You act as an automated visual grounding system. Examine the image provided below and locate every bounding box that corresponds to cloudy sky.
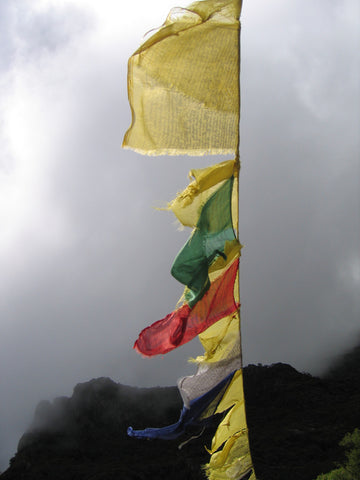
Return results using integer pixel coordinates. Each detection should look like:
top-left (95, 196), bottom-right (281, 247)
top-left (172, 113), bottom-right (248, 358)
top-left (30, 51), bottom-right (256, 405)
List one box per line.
top-left (0, 0), bottom-right (359, 471)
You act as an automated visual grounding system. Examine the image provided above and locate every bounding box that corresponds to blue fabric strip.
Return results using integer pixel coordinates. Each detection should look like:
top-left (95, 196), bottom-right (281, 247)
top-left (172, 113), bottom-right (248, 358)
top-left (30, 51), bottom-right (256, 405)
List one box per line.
top-left (127, 370), bottom-right (236, 440)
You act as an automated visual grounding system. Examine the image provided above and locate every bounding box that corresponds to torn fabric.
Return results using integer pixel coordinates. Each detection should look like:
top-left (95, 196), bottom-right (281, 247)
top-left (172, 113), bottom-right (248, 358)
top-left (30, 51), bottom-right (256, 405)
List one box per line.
top-left (122, 0), bottom-right (241, 155)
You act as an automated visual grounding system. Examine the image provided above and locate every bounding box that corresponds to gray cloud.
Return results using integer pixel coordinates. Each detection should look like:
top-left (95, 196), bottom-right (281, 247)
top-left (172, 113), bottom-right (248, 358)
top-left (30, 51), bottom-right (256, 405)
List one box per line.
top-left (0, 0), bottom-right (359, 472)
top-left (239, 0), bottom-right (360, 370)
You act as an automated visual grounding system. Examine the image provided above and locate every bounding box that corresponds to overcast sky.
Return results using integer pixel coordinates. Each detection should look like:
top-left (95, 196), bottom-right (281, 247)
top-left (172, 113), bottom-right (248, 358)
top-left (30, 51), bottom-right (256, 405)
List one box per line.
top-left (0, 0), bottom-right (359, 471)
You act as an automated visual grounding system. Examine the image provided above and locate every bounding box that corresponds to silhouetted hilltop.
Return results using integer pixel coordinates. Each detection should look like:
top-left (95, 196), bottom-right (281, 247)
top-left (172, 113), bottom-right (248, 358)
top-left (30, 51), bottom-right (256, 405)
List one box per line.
top-left (243, 361), bottom-right (360, 479)
top-left (1, 353), bottom-right (359, 480)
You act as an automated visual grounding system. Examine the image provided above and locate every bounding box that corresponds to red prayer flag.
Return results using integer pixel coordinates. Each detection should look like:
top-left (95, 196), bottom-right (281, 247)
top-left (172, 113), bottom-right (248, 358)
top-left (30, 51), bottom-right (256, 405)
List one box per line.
top-left (134, 259), bottom-right (239, 356)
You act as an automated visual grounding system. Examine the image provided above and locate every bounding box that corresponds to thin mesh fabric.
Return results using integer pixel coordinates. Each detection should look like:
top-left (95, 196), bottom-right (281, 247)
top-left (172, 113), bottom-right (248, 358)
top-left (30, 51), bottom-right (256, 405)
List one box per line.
top-left (203, 370), bottom-right (255, 480)
top-left (194, 312), bottom-right (241, 364)
top-left (168, 159), bottom-right (236, 227)
top-left (127, 371), bottom-right (236, 440)
top-left (123, 0), bottom-right (241, 155)
top-left (205, 432), bottom-right (255, 480)
top-left (178, 351), bottom-right (241, 408)
top-left (134, 259), bottom-right (239, 356)
top-left (171, 177), bottom-right (236, 306)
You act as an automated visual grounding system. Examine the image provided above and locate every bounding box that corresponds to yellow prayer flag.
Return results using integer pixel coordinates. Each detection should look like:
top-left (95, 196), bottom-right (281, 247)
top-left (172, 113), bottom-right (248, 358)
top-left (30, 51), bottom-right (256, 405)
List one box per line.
top-left (210, 402), bottom-right (247, 452)
top-left (214, 368), bottom-right (243, 414)
top-left (194, 312), bottom-right (240, 364)
top-left (205, 432), bottom-right (255, 480)
top-left (169, 159), bottom-right (237, 227)
top-left (123, 0), bottom-right (242, 155)
top-left (204, 370), bottom-right (254, 480)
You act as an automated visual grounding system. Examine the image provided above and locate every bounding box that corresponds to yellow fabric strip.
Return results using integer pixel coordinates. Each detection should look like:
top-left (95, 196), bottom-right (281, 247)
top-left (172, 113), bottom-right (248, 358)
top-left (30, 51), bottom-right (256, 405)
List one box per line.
top-left (169, 159), bottom-right (237, 227)
top-left (208, 239), bottom-right (241, 283)
top-left (123, 0), bottom-right (241, 155)
top-left (231, 172), bottom-right (239, 234)
top-left (214, 368), bottom-right (243, 414)
top-left (210, 402), bottom-right (246, 452)
top-left (204, 369), bottom-right (255, 479)
top-left (205, 432), bottom-right (255, 480)
top-left (193, 311), bottom-right (240, 364)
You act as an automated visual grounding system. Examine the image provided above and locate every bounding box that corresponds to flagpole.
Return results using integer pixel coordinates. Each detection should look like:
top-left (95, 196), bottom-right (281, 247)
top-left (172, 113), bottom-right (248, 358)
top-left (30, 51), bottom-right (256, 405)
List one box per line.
top-left (237, 6), bottom-right (256, 478)
top-left (236, 4), bottom-right (242, 368)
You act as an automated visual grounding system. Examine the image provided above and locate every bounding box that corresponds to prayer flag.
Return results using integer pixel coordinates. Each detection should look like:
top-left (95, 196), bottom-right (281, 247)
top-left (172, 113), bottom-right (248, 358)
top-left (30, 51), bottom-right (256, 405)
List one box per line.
top-left (168, 159), bottom-right (237, 228)
top-left (134, 259), bottom-right (239, 356)
top-left (127, 371), bottom-right (236, 440)
top-left (123, 0), bottom-right (241, 155)
top-left (122, 0), bottom-right (256, 478)
top-left (171, 176), bottom-right (236, 306)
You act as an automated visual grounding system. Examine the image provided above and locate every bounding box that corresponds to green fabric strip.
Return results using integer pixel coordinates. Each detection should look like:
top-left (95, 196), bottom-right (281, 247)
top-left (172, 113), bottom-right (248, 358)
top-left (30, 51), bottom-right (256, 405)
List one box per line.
top-left (171, 177), bottom-right (236, 307)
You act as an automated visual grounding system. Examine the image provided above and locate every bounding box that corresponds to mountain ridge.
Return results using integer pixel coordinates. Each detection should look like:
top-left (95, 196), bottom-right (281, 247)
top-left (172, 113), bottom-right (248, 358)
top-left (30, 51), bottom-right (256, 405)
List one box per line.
top-left (1, 347), bottom-right (359, 480)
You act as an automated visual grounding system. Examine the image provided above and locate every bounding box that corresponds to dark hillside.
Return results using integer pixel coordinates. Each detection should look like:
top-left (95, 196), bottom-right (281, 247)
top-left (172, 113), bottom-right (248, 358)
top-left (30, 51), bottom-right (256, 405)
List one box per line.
top-left (244, 361), bottom-right (360, 480)
top-left (1, 350), bottom-right (359, 480)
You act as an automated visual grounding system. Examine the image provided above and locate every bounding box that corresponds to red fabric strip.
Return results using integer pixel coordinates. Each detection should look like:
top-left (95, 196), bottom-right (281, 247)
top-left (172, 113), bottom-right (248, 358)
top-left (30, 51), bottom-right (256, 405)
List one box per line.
top-left (134, 259), bottom-right (239, 356)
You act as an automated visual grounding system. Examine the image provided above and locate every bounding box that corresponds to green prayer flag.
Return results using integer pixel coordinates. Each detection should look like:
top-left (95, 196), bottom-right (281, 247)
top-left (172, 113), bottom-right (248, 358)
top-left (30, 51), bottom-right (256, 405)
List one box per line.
top-left (171, 177), bottom-right (236, 307)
